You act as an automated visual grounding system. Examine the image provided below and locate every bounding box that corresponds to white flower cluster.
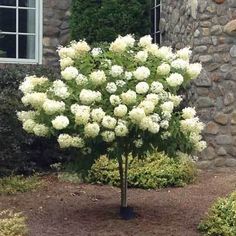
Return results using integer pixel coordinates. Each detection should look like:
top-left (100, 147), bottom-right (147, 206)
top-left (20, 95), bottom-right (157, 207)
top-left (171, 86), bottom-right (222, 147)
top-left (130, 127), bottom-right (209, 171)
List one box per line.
top-left (18, 34), bottom-right (204, 157)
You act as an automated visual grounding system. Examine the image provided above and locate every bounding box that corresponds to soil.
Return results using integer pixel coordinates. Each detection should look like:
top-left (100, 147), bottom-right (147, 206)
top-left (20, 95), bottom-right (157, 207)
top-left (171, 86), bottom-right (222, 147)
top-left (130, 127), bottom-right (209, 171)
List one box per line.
top-left (0, 169), bottom-right (236, 236)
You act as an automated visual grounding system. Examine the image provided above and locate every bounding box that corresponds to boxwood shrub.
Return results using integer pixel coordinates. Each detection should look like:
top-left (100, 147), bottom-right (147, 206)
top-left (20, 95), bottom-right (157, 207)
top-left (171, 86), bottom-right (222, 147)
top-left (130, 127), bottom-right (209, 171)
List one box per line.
top-left (70, 0), bottom-right (152, 43)
top-left (198, 191), bottom-right (236, 236)
top-left (88, 152), bottom-right (197, 189)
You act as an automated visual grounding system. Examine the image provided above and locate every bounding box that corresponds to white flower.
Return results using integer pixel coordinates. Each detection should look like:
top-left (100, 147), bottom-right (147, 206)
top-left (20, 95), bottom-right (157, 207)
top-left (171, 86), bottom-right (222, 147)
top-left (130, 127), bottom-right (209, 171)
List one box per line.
top-left (123, 34), bottom-right (135, 47)
top-left (182, 107), bottom-right (196, 119)
top-left (160, 120), bottom-right (169, 129)
top-left (110, 65), bottom-right (123, 77)
top-left (43, 99), bottom-right (65, 115)
top-left (71, 104), bottom-right (90, 115)
top-left (71, 40), bottom-right (91, 54)
top-left (195, 141), bottom-right (207, 152)
top-left (17, 111), bottom-right (37, 122)
top-left (106, 82), bottom-right (117, 94)
top-left (121, 90), bottom-right (137, 105)
top-left (169, 94), bottom-right (183, 107)
top-left (91, 47), bottom-right (102, 57)
top-left (129, 107), bottom-right (146, 124)
top-left (114, 105), bottom-right (128, 117)
top-left (161, 101), bottom-right (174, 114)
top-left (134, 138), bottom-right (143, 148)
top-left (115, 80), bottom-right (126, 87)
top-left (89, 70), bottom-right (106, 86)
top-left (150, 81), bottom-right (164, 93)
top-left (52, 80), bottom-right (70, 99)
top-left (52, 115), bottom-right (69, 130)
top-left (22, 92), bottom-right (47, 108)
top-left (58, 46), bottom-right (76, 59)
top-left (102, 116), bottom-right (117, 129)
top-left (139, 100), bottom-right (155, 114)
top-left (76, 74), bottom-right (88, 86)
top-left (133, 66), bottom-right (150, 80)
top-left (155, 46), bottom-right (174, 61)
top-left (166, 73), bottom-right (184, 87)
top-left (101, 131), bottom-right (115, 142)
top-left (139, 117), bottom-right (153, 131)
top-left (75, 110), bottom-right (90, 125)
top-left (110, 95), bottom-right (121, 106)
top-left (91, 108), bottom-right (105, 122)
top-left (146, 94), bottom-right (159, 105)
top-left (124, 71), bottom-right (133, 81)
top-left (109, 36), bottom-right (128, 53)
top-left (171, 59), bottom-right (189, 70)
top-left (135, 50), bottom-right (148, 62)
top-left (148, 122), bottom-right (160, 134)
top-left (19, 76), bottom-right (48, 94)
top-left (187, 63), bottom-right (202, 79)
top-left (61, 66), bottom-right (79, 80)
top-left (138, 35), bottom-right (152, 48)
top-left (33, 124), bottom-right (49, 137)
top-left (80, 89), bottom-right (101, 105)
top-left (115, 124), bottom-right (129, 137)
top-left (71, 136), bottom-right (85, 148)
top-left (150, 113), bottom-right (161, 123)
top-left (84, 123), bottom-right (100, 138)
top-left (57, 134), bottom-right (72, 148)
top-left (135, 82), bottom-right (149, 94)
top-left (180, 117), bottom-right (205, 134)
top-left (145, 43), bottom-right (159, 56)
top-left (60, 57), bottom-right (74, 70)
top-left (156, 63), bottom-right (171, 76)
top-left (23, 119), bottom-right (36, 133)
top-left (176, 47), bottom-right (192, 61)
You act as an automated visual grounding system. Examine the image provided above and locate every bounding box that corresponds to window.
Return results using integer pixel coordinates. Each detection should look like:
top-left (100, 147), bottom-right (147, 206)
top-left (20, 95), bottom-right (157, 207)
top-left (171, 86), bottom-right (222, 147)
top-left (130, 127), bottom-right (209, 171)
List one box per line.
top-left (151, 0), bottom-right (161, 44)
top-left (0, 0), bottom-right (42, 64)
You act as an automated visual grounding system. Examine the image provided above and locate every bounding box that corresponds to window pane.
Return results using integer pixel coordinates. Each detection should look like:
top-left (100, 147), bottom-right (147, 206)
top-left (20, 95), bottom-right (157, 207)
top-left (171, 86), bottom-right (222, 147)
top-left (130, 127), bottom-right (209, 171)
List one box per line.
top-left (19, 0), bottom-right (35, 8)
top-left (19, 35), bottom-right (35, 59)
top-left (0, 8), bottom-right (16, 32)
top-left (0, 0), bottom-right (16, 6)
top-left (19, 9), bottom-right (35, 33)
top-left (156, 6), bottom-right (160, 32)
top-left (0, 34), bottom-right (16, 58)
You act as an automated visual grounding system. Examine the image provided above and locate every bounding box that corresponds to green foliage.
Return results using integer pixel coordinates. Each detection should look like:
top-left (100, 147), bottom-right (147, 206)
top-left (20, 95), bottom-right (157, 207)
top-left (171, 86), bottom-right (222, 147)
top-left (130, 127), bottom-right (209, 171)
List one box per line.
top-left (70, 0), bottom-right (151, 43)
top-left (0, 175), bottom-right (42, 195)
top-left (88, 152), bottom-right (197, 189)
top-left (198, 191), bottom-right (236, 236)
top-left (0, 210), bottom-right (28, 236)
top-left (0, 64), bottom-right (66, 176)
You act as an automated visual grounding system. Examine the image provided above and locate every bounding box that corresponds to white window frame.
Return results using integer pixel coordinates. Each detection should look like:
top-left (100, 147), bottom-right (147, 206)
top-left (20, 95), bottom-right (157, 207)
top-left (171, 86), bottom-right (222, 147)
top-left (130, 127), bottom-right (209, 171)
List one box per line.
top-left (151, 0), bottom-right (162, 44)
top-left (0, 0), bottom-right (42, 64)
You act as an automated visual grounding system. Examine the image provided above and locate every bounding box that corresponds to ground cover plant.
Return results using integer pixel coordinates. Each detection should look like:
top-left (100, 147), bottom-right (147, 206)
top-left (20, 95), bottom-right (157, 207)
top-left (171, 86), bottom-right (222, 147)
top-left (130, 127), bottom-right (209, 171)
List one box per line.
top-left (0, 210), bottom-right (28, 236)
top-left (17, 34), bottom-right (205, 218)
top-left (198, 191), bottom-right (236, 236)
top-left (0, 175), bottom-right (42, 195)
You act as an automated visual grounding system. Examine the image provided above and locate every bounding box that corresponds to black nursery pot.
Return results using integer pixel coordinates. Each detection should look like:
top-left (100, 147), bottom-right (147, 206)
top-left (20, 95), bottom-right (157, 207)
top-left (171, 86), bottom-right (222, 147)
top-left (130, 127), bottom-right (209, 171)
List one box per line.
top-left (120, 206), bottom-right (136, 220)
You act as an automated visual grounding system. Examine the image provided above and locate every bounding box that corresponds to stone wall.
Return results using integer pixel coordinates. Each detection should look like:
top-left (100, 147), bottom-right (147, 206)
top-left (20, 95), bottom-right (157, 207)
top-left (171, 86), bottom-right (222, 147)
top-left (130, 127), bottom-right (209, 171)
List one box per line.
top-left (43, 0), bottom-right (71, 66)
top-left (161, 0), bottom-right (236, 168)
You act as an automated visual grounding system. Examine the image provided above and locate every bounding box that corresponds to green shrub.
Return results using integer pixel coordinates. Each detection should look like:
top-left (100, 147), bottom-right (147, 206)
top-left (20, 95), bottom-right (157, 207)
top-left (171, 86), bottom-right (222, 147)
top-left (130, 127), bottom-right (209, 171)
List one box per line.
top-left (0, 210), bottom-right (28, 236)
top-left (70, 0), bottom-right (151, 43)
top-left (88, 152), bottom-right (197, 189)
top-left (0, 175), bottom-right (42, 195)
top-left (198, 191), bottom-right (236, 236)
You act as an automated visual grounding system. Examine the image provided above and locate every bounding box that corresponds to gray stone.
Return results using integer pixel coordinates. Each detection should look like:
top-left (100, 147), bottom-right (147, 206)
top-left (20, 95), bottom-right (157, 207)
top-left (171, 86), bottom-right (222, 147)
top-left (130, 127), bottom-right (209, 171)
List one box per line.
top-left (229, 0), bottom-right (236, 8)
top-left (196, 97), bottom-right (214, 108)
top-left (195, 46), bottom-right (208, 53)
top-left (224, 19), bottom-right (236, 36)
top-left (194, 29), bottom-right (200, 37)
top-left (194, 70), bottom-right (211, 87)
top-left (199, 55), bottom-right (213, 63)
top-left (214, 113), bottom-right (228, 125)
top-left (225, 159), bottom-right (236, 167)
top-left (205, 122), bottom-right (219, 134)
top-left (230, 46), bottom-right (236, 58)
top-left (220, 64), bottom-right (232, 73)
top-left (214, 158), bottom-right (226, 167)
top-left (224, 93), bottom-right (235, 106)
top-left (217, 147), bottom-right (227, 156)
top-left (171, 9), bottom-right (180, 25)
top-left (216, 135), bottom-right (232, 145)
top-left (231, 111), bottom-right (236, 125)
top-left (197, 161), bottom-right (212, 169)
top-left (210, 25), bottom-right (222, 35)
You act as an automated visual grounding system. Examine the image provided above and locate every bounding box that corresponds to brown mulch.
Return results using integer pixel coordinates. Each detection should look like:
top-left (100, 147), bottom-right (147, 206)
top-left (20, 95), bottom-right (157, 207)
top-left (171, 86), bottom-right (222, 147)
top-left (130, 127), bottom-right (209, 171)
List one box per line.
top-left (0, 169), bottom-right (236, 236)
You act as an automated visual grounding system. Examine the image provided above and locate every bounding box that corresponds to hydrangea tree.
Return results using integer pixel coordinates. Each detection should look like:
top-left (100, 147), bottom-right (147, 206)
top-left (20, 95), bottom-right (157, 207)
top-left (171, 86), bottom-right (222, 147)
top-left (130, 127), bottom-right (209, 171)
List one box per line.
top-left (17, 35), bottom-right (206, 219)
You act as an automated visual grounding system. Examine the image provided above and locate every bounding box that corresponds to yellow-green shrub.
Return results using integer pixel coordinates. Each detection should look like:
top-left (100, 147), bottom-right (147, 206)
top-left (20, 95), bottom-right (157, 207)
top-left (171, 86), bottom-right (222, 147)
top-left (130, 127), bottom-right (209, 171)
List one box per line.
top-left (88, 152), bottom-right (197, 189)
top-left (198, 191), bottom-right (236, 236)
top-left (0, 210), bottom-right (28, 236)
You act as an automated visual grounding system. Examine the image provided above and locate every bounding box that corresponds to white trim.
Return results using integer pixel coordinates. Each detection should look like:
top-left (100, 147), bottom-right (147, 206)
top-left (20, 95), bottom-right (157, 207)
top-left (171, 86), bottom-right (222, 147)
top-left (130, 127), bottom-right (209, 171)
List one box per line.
top-left (0, 0), bottom-right (42, 64)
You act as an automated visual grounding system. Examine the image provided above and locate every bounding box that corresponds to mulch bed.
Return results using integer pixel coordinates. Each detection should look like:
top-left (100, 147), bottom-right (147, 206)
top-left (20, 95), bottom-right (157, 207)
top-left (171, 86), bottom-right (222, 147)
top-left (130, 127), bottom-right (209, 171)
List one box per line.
top-left (0, 169), bottom-right (236, 236)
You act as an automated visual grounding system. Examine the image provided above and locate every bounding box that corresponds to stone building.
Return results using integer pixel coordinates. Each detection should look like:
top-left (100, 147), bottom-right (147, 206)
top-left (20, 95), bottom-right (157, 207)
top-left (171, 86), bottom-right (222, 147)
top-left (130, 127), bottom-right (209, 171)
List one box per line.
top-left (0, 0), bottom-right (236, 168)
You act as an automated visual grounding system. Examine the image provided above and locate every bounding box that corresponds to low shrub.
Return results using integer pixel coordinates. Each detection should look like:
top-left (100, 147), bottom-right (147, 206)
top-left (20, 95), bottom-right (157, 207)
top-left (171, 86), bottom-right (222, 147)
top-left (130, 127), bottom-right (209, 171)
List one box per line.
top-left (198, 191), bottom-right (236, 236)
top-left (0, 210), bottom-right (28, 236)
top-left (0, 175), bottom-right (42, 195)
top-left (88, 152), bottom-right (197, 189)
